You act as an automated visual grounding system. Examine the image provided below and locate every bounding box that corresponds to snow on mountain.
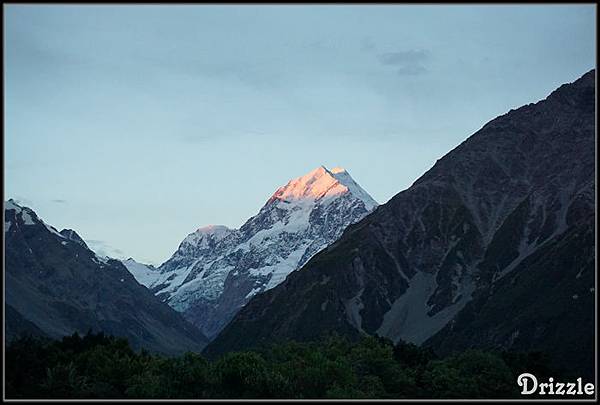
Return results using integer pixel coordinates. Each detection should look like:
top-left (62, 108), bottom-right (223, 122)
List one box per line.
top-left (5, 200), bottom-right (136, 273)
top-left (5, 199), bottom-right (65, 237)
top-left (329, 167), bottom-right (378, 211)
top-left (4, 199), bottom-right (209, 354)
top-left (182, 225), bottom-right (232, 247)
top-left (121, 258), bottom-right (160, 287)
top-left (137, 166), bottom-right (378, 338)
top-left (59, 229), bottom-right (89, 248)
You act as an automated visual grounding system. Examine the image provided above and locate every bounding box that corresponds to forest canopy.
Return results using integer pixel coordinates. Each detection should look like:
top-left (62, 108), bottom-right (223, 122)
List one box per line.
top-left (6, 331), bottom-right (559, 399)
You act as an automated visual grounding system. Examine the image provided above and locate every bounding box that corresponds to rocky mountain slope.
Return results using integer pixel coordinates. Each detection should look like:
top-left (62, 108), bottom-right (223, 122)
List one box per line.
top-left (204, 70), bottom-right (595, 378)
top-left (4, 200), bottom-right (208, 355)
top-left (137, 166), bottom-right (377, 338)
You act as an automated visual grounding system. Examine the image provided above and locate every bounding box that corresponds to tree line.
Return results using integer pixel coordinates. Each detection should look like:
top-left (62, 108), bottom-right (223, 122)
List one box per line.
top-left (6, 331), bottom-right (558, 399)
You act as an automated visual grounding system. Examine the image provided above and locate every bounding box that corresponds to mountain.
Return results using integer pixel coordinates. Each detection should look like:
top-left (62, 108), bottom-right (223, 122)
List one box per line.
top-left (4, 200), bottom-right (209, 355)
top-left (121, 257), bottom-right (160, 287)
top-left (204, 70), bottom-right (595, 378)
top-left (138, 166), bottom-right (378, 339)
top-left (59, 228), bottom-right (88, 247)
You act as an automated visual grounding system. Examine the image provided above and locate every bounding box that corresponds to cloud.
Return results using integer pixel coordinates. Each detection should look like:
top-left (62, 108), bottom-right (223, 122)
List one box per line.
top-left (86, 239), bottom-right (125, 259)
top-left (378, 50), bottom-right (428, 65)
top-left (308, 39), bottom-right (329, 50)
top-left (360, 37), bottom-right (376, 52)
top-left (377, 49), bottom-right (430, 75)
top-left (396, 64), bottom-right (427, 76)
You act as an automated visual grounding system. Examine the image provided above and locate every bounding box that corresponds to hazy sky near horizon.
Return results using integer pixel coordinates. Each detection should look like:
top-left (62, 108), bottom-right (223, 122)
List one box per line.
top-left (4, 5), bottom-right (596, 264)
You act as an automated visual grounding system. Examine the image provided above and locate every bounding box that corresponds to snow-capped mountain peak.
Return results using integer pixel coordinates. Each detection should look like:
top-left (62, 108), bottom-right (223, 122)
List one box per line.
top-left (5, 199), bottom-right (37, 226)
top-left (197, 224), bottom-right (230, 234)
top-left (328, 167), bottom-right (378, 211)
top-left (268, 166), bottom-right (376, 210)
top-left (134, 165), bottom-right (378, 339)
top-left (5, 200), bottom-right (123, 268)
top-left (5, 199), bottom-right (66, 238)
top-left (182, 225), bottom-right (232, 248)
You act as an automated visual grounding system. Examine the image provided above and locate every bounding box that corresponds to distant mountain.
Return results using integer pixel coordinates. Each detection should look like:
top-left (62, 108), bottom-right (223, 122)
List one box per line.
top-left (135, 166), bottom-right (377, 339)
top-left (204, 70), bottom-right (595, 378)
top-left (4, 200), bottom-right (208, 355)
top-left (121, 257), bottom-right (160, 287)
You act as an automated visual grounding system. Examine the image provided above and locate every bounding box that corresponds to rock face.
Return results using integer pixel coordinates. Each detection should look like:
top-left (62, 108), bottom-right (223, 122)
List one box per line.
top-left (204, 70), bottom-right (595, 378)
top-left (4, 200), bottom-right (208, 355)
top-left (142, 166), bottom-right (378, 339)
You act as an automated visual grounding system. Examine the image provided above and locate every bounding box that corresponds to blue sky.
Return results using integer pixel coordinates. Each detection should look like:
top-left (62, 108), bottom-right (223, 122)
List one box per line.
top-left (4, 5), bottom-right (596, 264)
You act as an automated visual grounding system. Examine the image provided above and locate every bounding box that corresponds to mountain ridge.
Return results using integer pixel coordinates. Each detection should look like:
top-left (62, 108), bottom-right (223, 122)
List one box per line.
top-left (4, 200), bottom-right (209, 355)
top-left (203, 69), bottom-right (595, 379)
top-left (133, 165), bottom-right (378, 339)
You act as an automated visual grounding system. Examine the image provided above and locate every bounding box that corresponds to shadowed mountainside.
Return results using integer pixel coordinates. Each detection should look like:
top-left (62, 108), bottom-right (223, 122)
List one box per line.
top-left (204, 70), bottom-right (595, 378)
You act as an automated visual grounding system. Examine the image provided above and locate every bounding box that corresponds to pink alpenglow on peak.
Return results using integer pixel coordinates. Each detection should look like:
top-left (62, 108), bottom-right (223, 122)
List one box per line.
top-left (330, 167), bottom-right (347, 174)
top-left (196, 225), bottom-right (231, 235)
top-left (182, 224), bottom-right (232, 248)
top-left (147, 164), bottom-right (378, 338)
top-left (268, 166), bottom-right (377, 210)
